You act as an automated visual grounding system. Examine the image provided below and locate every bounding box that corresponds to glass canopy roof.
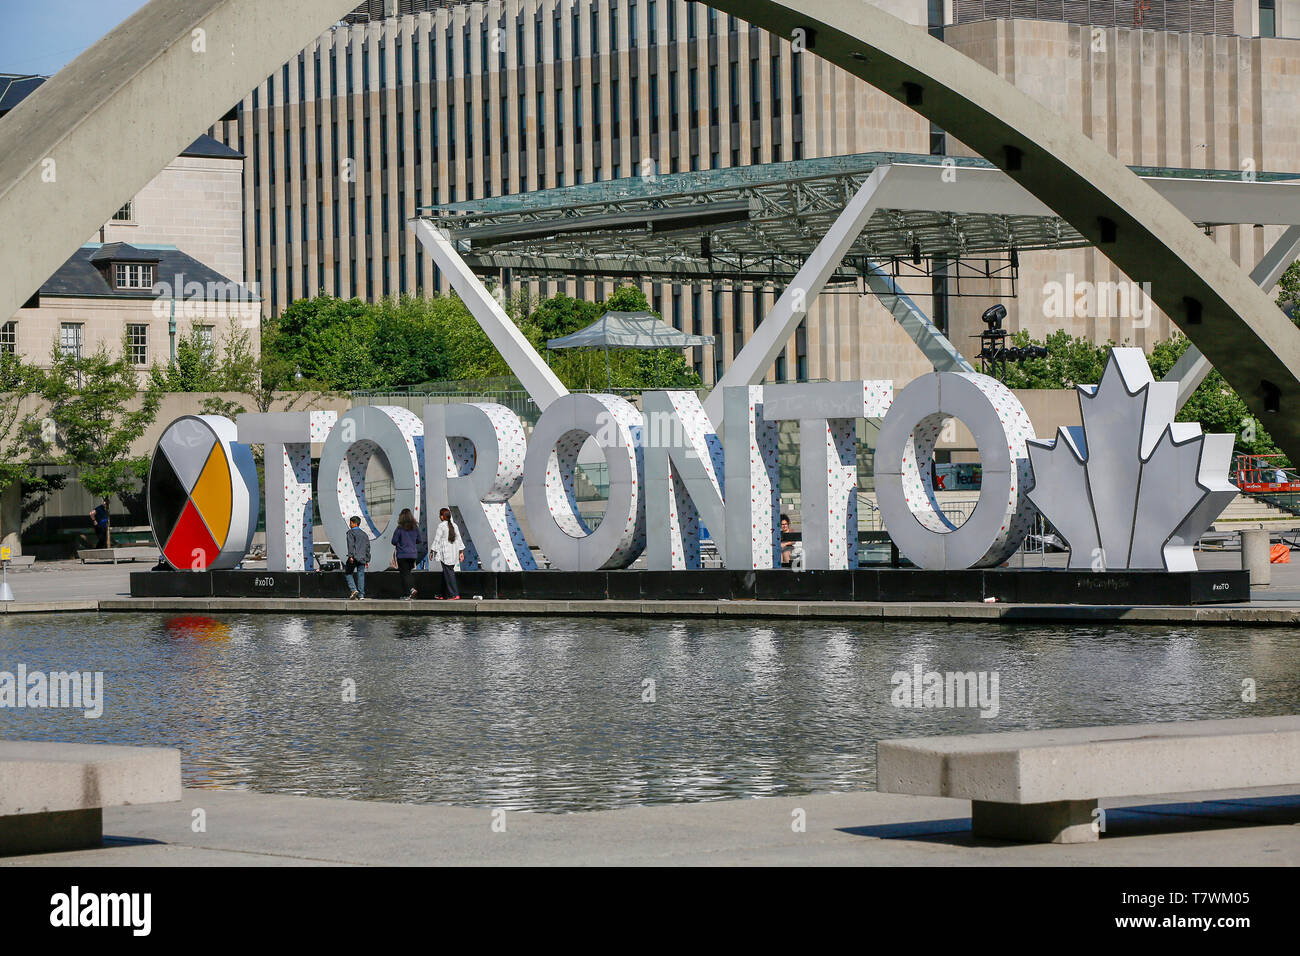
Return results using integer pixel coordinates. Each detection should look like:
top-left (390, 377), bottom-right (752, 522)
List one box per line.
top-left (416, 151), bottom-right (1300, 287)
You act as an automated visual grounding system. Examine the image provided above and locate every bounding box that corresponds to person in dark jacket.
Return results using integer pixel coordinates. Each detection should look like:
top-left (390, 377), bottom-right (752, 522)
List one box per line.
top-left (90, 500), bottom-right (109, 549)
top-left (344, 515), bottom-right (370, 599)
top-left (391, 508), bottom-right (427, 600)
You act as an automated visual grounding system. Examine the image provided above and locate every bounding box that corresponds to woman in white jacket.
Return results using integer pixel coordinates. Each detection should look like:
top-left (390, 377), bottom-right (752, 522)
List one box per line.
top-left (431, 507), bottom-right (466, 600)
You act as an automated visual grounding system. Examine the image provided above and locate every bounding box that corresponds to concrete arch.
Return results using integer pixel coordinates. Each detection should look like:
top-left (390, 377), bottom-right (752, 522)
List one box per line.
top-left (707, 0), bottom-right (1300, 458)
top-left (0, 0), bottom-right (362, 327)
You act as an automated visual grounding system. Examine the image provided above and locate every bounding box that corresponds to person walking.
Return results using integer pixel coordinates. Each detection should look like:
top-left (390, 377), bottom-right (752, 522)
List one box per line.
top-left (391, 508), bottom-right (427, 600)
top-left (90, 499), bottom-right (109, 550)
top-left (431, 506), bottom-right (465, 600)
top-left (343, 515), bottom-right (370, 600)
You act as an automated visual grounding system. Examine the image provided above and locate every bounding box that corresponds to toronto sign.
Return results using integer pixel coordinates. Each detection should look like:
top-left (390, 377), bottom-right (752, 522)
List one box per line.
top-left (146, 348), bottom-right (1237, 575)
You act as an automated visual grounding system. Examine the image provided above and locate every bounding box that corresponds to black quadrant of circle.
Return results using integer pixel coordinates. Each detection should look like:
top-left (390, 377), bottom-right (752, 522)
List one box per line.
top-left (147, 446), bottom-right (189, 547)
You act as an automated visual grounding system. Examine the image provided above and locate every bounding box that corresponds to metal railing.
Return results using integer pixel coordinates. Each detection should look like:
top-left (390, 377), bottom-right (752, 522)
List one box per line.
top-left (1249, 491), bottom-right (1300, 518)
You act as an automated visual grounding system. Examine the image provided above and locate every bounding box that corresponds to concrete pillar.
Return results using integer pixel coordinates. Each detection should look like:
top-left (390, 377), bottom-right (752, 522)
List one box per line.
top-left (972, 799), bottom-right (1099, 844)
top-left (1241, 527), bottom-right (1272, 587)
top-left (0, 481), bottom-right (20, 557)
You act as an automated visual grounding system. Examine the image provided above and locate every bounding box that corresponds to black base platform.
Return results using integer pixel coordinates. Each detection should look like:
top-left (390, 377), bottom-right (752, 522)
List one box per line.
top-left (130, 567), bottom-right (1250, 606)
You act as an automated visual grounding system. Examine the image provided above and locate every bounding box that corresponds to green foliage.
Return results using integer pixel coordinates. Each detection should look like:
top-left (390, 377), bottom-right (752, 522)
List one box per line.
top-left (601, 285), bottom-right (653, 314)
top-left (1148, 336), bottom-right (1283, 461)
top-left (1001, 330), bottom-right (1282, 462)
top-left (999, 329), bottom-right (1114, 389)
top-left (28, 337), bottom-right (162, 505)
top-left (529, 285), bottom-right (702, 391)
top-left (1277, 259), bottom-right (1300, 325)
top-left (267, 296), bottom-right (381, 391)
top-left (261, 285), bottom-right (700, 394)
top-left (525, 292), bottom-right (600, 345)
top-left (0, 348), bottom-right (42, 496)
top-left (149, 319), bottom-right (259, 394)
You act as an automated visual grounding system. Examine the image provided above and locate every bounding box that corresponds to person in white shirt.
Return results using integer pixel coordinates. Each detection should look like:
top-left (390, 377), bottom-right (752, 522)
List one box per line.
top-left (431, 507), bottom-right (466, 600)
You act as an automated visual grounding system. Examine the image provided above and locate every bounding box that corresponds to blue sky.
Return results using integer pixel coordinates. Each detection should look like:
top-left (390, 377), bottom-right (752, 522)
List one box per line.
top-left (1, 1), bottom-right (148, 77)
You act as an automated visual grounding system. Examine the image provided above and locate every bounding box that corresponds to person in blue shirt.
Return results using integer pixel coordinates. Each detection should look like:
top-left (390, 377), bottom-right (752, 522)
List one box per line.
top-left (391, 508), bottom-right (427, 600)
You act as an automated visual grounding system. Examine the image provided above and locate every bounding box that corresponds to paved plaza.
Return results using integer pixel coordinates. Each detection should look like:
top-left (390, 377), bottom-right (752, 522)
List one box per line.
top-left (2, 785), bottom-right (1296, 867)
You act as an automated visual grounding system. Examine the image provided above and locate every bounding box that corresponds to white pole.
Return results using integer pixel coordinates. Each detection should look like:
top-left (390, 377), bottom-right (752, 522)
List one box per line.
top-left (410, 218), bottom-right (569, 410)
top-left (702, 165), bottom-right (894, 427)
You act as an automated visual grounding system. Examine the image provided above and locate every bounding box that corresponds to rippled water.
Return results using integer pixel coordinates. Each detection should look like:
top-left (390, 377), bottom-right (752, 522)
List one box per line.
top-left (1, 612), bottom-right (1297, 812)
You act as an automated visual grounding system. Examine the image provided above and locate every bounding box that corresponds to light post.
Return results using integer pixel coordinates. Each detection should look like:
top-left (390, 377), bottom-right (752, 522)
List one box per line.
top-left (976, 303), bottom-right (1047, 382)
top-left (168, 294), bottom-right (177, 365)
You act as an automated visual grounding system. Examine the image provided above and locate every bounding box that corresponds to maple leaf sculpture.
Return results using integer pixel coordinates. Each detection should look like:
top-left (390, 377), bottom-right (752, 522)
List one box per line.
top-left (1027, 347), bottom-right (1237, 571)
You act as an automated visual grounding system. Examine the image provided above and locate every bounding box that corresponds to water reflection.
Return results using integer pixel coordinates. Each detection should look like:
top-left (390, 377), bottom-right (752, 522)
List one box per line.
top-left (0, 613), bottom-right (1297, 812)
top-left (164, 615), bottom-right (231, 643)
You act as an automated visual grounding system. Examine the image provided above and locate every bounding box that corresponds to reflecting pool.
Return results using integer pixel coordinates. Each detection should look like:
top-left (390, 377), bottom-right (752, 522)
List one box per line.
top-left (1, 612), bottom-right (1296, 812)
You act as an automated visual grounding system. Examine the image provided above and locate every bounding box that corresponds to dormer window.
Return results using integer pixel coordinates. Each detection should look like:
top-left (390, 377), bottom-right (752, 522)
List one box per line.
top-left (89, 243), bottom-right (163, 294)
top-left (115, 263), bottom-right (154, 289)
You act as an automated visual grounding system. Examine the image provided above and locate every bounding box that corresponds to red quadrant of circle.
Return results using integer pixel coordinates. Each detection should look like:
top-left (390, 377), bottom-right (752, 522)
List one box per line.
top-left (164, 499), bottom-right (219, 570)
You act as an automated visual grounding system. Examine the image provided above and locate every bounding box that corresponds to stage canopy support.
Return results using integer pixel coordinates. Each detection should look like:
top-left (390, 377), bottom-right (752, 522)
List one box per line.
top-left (411, 218), bottom-right (569, 411)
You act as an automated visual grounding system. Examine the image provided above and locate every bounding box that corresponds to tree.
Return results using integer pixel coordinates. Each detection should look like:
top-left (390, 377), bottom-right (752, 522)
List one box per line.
top-left (0, 348), bottom-right (41, 499)
top-left (1148, 335), bottom-right (1283, 461)
top-left (0, 349), bottom-right (59, 550)
top-left (29, 338), bottom-right (162, 544)
top-left (370, 295), bottom-right (450, 385)
top-left (428, 292), bottom-right (513, 382)
top-left (258, 286), bottom-right (701, 394)
top-left (998, 330), bottom-right (1283, 463)
top-left (999, 329), bottom-right (1113, 389)
top-left (148, 318), bottom-right (263, 418)
top-left (265, 295), bottom-right (383, 391)
top-left (1277, 258), bottom-right (1300, 325)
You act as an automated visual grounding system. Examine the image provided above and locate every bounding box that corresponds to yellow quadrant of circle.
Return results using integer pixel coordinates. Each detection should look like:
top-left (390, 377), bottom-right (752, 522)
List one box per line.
top-left (190, 442), bottom-right (232, 547)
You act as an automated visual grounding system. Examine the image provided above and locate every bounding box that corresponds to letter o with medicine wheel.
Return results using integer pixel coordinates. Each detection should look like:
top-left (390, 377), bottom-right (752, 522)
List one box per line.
top-left (148, 416), bottom-right (259, 570)
top-left (874, 372), bottom-right (1038, 569)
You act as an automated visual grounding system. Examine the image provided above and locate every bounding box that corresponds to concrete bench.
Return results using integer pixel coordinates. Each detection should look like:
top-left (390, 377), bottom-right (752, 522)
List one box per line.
top-left (877, 716), bottom-right (1300, 844)
top-left (0, 742), bottom-right (181, 855)
top-left (77, 547), bottom-right (159, 564)
top-left (1, 555), bottom-right (35, 568)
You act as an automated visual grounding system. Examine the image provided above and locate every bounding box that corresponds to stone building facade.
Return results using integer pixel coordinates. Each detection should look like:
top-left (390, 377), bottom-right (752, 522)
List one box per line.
top-left (207, 0), bottom-right (1300, 387)
top-left (3, 131), bottom-right (256, 386)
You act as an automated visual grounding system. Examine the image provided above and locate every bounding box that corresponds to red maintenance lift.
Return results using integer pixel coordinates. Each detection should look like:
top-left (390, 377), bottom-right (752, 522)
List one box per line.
top-left (1234, 454), bottom-right (1300, 493)
top-left (1233, 454), bottom-right (1299, 564)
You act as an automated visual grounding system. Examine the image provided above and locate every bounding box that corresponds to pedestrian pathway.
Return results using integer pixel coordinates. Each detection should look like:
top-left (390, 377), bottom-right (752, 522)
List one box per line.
top-left (4, 786), bottom-right (1297, 866)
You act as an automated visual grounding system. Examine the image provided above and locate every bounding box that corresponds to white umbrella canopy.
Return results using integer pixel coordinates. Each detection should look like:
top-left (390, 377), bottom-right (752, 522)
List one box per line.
top-left (546, 311), bottom-right (715, 389)
top-left (546, 311), bottom-right (715, 350)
